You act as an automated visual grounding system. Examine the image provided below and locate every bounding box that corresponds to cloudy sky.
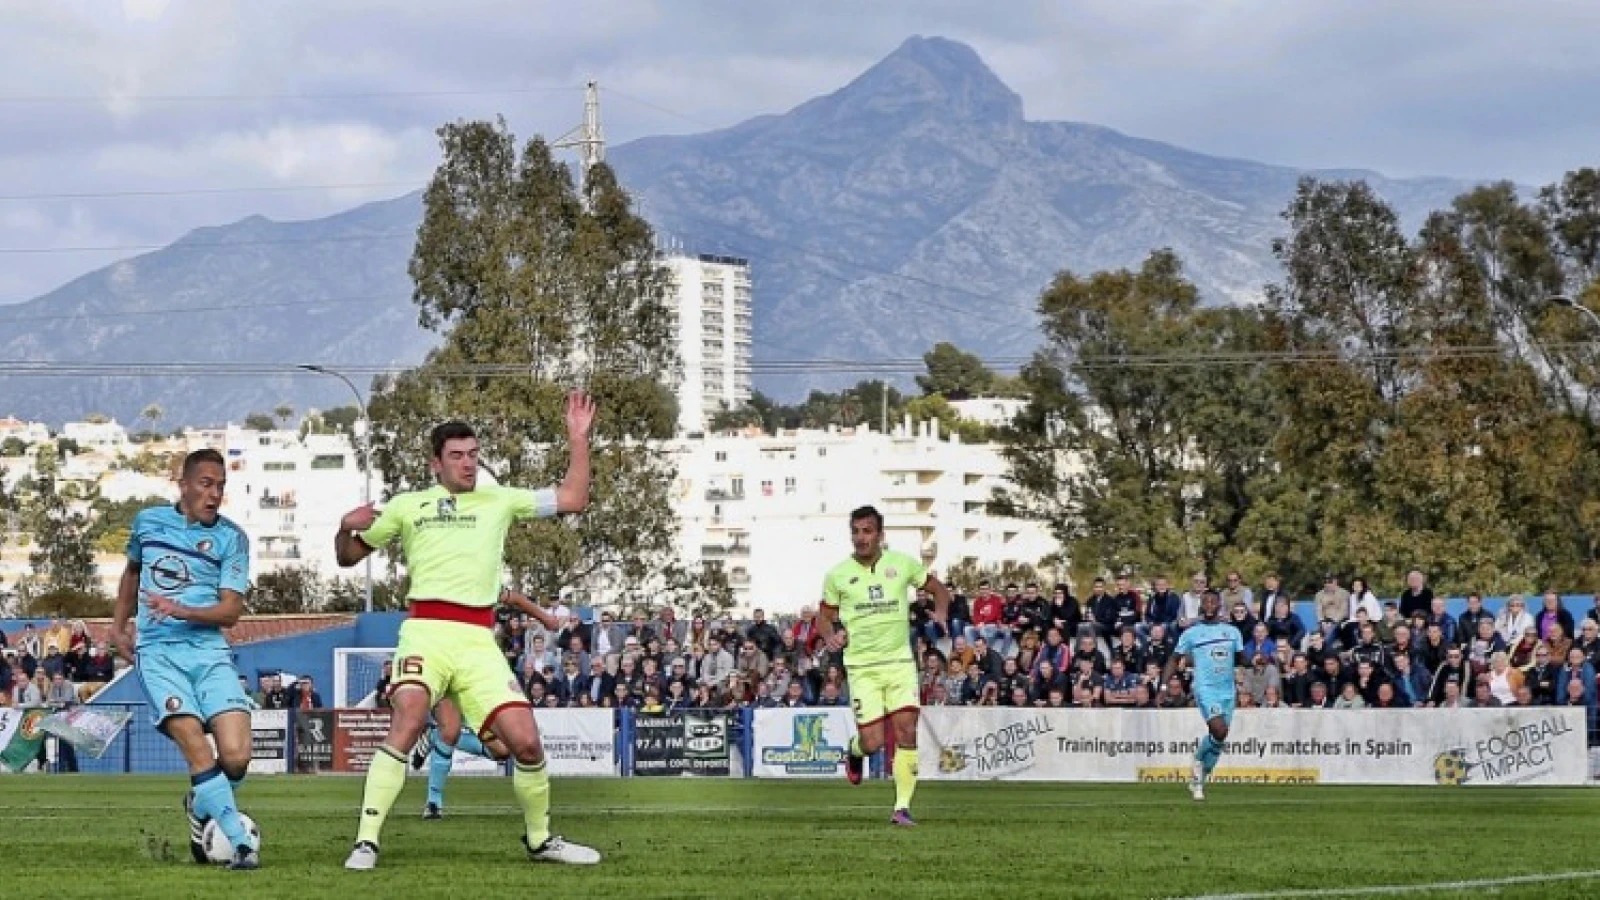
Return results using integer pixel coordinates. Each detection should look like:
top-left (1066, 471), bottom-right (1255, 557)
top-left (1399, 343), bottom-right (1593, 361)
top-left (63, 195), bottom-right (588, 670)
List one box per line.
top-left (1, 0), bottom-right (1595, 304)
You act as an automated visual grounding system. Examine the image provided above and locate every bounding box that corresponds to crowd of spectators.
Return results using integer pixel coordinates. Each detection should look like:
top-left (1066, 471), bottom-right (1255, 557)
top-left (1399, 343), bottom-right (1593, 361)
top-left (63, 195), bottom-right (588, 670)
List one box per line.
top-left (469, 571), bottom-right (1600, 742)
top-left (410, 604), bottom-right (852, 714)
top-left (906, 571), bottom-right (1600, 737)
top-left (0, 618), bottom-right (118, 711)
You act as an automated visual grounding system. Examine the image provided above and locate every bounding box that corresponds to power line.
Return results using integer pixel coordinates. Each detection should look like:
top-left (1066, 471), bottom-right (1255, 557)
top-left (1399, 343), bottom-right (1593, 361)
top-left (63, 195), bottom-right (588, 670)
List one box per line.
top-left (0, 294), bottom-right (402, 325)
top-left (0, 231), bottom-right (413, 255)
top-left (599, 87), bottom-right (724, 131)
top-left (0, 181), bottom-right (423, 202)
top-left (0, 85), bottom-right (583, 104)
top-left (0, 342), bottom-right (1582, 381)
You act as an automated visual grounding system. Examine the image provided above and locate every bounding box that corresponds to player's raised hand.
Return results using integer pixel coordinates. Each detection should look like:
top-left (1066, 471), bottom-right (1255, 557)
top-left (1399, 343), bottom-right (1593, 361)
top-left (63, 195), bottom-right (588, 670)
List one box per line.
top-left (565, 391), bottom-right (596, 439)
top-left (340, 502), bottom-right (378, 532)
top-left (825, 629), bottom-right (849, 652)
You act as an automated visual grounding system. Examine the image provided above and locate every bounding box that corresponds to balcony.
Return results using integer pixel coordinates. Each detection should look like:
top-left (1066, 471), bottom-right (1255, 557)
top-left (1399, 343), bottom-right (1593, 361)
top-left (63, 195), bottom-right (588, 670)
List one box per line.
top-left (701, 543), bottom-right (752, 558)
top-left (705, 488), bottom-right (745, 501)
top-left (259, 495), bottom-right (297, 510)
top-left (259, 545), bottom-right (303, 561)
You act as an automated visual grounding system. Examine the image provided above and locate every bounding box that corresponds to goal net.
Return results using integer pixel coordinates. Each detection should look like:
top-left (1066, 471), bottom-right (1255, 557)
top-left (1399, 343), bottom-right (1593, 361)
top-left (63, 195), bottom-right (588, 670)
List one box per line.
top-left (334, 647), bottom-right (395, 708)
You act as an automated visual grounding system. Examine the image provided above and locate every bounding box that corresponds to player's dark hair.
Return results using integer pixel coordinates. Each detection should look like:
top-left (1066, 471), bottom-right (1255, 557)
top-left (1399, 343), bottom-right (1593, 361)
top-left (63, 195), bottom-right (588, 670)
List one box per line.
top-left (430, 421), bottom-right (476, 458)
top-left (849, 504), bottom-right (884, 530)
top-left (181, 448), bottom-right (225, 479)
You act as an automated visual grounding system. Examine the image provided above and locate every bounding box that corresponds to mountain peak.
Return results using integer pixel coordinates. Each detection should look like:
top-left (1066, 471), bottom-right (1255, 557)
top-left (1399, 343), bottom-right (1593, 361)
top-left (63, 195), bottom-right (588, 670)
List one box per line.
top-left (796, 35), bottom-right (1024, 128)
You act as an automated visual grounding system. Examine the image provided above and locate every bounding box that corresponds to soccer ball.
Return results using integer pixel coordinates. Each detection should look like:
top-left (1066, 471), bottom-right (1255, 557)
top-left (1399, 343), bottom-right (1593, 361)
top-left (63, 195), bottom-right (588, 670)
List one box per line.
top-left (201, 813), bottom-right (261, 863)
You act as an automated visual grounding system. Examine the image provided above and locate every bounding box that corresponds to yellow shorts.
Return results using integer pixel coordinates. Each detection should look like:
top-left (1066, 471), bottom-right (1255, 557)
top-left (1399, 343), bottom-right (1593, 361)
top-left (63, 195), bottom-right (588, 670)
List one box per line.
top-left (847, 661), bottom-right (920, 727)
top-left (391, 618), bottom-right (527, 738)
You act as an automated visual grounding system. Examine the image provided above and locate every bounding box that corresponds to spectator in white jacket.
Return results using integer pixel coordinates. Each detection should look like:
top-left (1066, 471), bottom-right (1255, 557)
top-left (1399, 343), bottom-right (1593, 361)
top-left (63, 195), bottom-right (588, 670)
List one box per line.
top-left (1495, 594), bottom-right (1536, 644)
top-left (698, 637), bottom-right (736, 689)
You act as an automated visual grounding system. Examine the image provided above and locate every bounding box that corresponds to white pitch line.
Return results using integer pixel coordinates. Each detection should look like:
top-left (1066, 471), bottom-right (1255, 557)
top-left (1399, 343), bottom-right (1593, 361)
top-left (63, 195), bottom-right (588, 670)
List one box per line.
top-left (1172, 869), bottom-right (1600, 900)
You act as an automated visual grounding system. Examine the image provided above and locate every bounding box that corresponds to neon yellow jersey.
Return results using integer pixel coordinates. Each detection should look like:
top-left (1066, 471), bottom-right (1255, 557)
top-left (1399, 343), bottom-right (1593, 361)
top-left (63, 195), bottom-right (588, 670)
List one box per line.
top-left (820, 548), bottom-right (927, 669)
top-left (359, 483), bottom-right (558, 608)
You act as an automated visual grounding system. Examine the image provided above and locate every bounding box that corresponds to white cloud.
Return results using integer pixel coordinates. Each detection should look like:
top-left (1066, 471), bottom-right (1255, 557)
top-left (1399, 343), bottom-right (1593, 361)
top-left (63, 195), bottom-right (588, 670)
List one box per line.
top-left (0, 0), bottom-right (1594, 304)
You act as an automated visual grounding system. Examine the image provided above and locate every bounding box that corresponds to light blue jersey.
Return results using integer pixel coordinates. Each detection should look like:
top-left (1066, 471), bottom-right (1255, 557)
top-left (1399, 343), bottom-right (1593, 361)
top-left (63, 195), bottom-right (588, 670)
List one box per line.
top-left (1176, 621), bottom-right (1242, 702)
top-left (127, 504), bottom-right (252, 729)
top-left (126, 504), bottom-right (249, 652)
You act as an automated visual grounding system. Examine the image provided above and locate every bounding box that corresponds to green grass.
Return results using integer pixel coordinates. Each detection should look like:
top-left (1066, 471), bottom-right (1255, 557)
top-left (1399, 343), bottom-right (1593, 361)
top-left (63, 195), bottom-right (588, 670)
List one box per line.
top-left (3, 776), bottom-right (1600, 899)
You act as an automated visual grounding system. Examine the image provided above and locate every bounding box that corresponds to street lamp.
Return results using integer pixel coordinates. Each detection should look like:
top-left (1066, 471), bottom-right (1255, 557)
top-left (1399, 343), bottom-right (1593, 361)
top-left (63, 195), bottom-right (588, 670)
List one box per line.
top-left (1549, 295), bottom-right (1600, 334)
top-left (298, 364), bottom-right (373, 613)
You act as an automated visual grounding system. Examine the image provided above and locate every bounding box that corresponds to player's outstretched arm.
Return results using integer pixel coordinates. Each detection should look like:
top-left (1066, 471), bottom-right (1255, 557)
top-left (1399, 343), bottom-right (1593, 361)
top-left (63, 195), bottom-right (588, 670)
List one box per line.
top-left (334, 502), bottom-right (379, 567)
top-left (923, 574), bottom-right (952, 626)
top-left (555, 391), bottom-right (595, 514)
top-left (502, 588), bottom-right (560, 631)
top-left (817, 601), bottom-right (847, 652)
top-left (112, 561), bottom-right (140, 661)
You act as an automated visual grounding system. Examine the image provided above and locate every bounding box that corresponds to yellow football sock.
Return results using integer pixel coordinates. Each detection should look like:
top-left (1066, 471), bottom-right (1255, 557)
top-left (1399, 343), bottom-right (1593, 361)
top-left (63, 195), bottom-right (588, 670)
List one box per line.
top-left (355, 746), bottom-right (408, 845)
top-left (893, 747), bottom-right (919, 812)
top-left (514, 759), bottom-right (551, 847)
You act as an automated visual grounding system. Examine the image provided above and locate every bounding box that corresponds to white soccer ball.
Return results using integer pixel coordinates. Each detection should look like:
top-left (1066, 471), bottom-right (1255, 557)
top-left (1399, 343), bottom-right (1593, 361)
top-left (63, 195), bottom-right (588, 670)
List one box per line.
top-left (201, 813), bottom-right (261, 863)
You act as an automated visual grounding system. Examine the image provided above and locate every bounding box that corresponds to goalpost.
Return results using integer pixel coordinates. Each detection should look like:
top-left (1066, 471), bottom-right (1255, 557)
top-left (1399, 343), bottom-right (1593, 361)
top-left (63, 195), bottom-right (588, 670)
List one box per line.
top-left (333, 647), bottom-right (395, 708)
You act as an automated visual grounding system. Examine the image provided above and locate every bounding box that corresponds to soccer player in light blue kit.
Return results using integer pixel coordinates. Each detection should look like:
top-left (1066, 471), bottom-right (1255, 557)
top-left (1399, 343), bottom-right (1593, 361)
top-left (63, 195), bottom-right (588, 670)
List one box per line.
top-left (113, 449), bottom-right (260, 869)
top-left (1165, 588), bottom-right (1244, 801)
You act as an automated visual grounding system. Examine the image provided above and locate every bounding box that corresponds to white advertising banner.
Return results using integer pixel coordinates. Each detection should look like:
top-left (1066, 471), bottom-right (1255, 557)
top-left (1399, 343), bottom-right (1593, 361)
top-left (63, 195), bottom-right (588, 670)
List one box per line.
top-left (533, 708), bottom-right (616, 776)
top-left (919, 707), bottom-right (1589, 786)
top-left (752, 708), bottom-right (857, 778)
top-left (248, 709), bottom-right (289, 775)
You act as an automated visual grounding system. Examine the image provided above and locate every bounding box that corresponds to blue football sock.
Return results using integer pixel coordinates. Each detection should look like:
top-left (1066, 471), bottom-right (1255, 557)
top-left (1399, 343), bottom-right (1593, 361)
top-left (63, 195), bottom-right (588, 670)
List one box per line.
top-left (455, 729), bottom-right (487, 758)
top-left (1200, 735), bottom-right (1225, 776)
top-left (191, 767), bottom-right (250, 851)
top-left (427, 739), bottom-right (455, 809)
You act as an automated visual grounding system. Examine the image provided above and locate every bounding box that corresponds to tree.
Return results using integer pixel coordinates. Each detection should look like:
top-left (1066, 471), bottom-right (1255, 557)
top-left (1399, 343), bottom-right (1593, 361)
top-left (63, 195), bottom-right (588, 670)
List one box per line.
top-left (273, 404), bottom-right (295, 428)
top-left (917, 342), bottom-right (998, 398)
top-left (90, 495), bottom-right (172, 555)
top-left (139, 404), bottom-right (163, 440)
top-left (304, 405), bottom-right (362, 438)
top-left (23, 589), bottom-right (111, 618)
top-left (0, 437), bottom-right (25, 457)
top-left (244, 413), bottom-right (276, 431)
top-left (369, 119), bottom-right (720, 609)
top-left (251, 566), bottom-right (325, 614)
top-left (20, 457), bottom-right (101, 600)
top-left (999, 251), bottom-right (1284, 581)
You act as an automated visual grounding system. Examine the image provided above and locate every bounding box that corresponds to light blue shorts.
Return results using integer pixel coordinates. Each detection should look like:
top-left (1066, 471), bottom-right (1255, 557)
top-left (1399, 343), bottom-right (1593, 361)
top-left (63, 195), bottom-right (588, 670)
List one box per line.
top-left (135, 644), bottom-right (251, 731)
top-left (1196, 694), bottom-right (1235, 728)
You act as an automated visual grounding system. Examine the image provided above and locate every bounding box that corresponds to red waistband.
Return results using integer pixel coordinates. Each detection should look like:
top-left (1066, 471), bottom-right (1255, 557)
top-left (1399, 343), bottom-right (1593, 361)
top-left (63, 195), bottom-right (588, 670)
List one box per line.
top-left (410, 600), bottom-right (495, 628)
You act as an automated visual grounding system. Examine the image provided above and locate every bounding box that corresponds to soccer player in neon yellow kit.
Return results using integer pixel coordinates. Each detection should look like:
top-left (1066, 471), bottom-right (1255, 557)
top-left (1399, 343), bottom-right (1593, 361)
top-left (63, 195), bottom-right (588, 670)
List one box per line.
top-left (416, 588), bottom-right (561, 820)
top-left (817, 505), bottom-right (950, 826)
top-left (335, 392), bottom-right (600, 869)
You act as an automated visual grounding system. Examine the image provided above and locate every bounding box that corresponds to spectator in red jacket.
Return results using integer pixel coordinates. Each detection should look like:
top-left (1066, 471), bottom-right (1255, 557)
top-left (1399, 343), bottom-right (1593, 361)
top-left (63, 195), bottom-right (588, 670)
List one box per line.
top-left (965, 581), bottom-right (1009, 656)
top-left (792, 606), bottom-right (823, 657)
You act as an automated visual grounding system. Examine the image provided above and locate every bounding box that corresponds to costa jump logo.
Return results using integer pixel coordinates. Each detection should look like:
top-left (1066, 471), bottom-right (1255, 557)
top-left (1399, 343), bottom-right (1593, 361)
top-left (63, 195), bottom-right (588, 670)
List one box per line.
top-left (760, 715), bottom-right (846, 775)
top-left (1431, 717), bottom-right (1572, 786)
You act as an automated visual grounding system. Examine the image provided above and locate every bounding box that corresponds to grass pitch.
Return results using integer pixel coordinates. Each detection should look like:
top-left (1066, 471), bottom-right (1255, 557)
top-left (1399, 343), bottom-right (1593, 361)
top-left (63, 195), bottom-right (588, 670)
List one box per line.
top-left (2, 776), bottom-right (1599, 899)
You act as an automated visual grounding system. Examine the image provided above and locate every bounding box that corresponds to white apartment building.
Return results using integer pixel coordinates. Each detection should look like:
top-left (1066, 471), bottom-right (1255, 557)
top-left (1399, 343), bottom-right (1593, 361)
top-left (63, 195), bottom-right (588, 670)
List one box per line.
top-left (666, 418), bottom-right (1061, 614)
top-left (0, 417), bottom-right (51, 445)
top-left (192, 427), bottom-right (367, 577)
top-left (950, 396), bottom-right (1026, 429)
top-left (664, 253), bottom-right (753, 435)
top-left (61, 418), bottom-right (131, 452)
